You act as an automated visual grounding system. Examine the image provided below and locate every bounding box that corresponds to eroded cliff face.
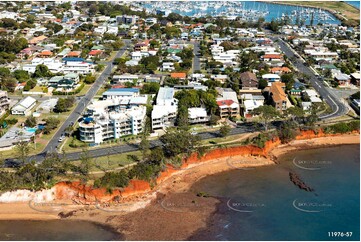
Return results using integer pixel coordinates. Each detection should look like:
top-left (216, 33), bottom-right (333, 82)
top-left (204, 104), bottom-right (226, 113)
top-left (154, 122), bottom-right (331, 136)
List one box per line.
top-left (51, 129), bottom-right (358, 204)
top-left (52, 137), bottom-right (283, 203)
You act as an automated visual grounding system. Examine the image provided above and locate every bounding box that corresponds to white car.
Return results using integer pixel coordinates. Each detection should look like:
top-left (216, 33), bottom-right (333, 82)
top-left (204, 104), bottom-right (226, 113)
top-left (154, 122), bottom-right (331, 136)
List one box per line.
top-left (58, 136), bottom-right (65, 142)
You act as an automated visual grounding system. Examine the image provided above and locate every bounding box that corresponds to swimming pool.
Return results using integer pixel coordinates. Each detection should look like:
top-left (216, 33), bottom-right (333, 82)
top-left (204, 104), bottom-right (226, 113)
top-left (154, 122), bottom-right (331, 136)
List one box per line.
top-left (24, 127), bottom-right (37, 133)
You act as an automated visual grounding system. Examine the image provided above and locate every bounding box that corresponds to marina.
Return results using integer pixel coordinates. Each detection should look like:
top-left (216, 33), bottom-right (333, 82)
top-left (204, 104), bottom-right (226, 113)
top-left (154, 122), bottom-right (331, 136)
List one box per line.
top-left (133, 1), bottom-right (341, 25)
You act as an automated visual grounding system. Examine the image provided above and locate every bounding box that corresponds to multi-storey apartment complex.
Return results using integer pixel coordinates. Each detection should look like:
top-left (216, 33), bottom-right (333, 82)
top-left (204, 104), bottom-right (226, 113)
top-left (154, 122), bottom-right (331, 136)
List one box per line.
top-left (151, 87), bottom-right (178, 130)
top-left (0, 91), bottom-right (10, 115)
top-left (79, 98), bottom-right (146, 144)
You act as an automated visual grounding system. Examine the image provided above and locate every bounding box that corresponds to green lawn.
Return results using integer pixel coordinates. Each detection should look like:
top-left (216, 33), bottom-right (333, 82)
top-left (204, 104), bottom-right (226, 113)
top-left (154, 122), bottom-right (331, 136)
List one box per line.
top-left (70, 150), bottom-right (142, 173)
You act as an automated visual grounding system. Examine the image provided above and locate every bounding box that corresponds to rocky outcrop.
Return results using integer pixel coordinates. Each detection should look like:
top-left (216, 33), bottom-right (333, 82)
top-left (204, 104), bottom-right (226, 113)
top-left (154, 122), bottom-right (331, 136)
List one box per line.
top-left (289, 172), bottom-right (314, 192)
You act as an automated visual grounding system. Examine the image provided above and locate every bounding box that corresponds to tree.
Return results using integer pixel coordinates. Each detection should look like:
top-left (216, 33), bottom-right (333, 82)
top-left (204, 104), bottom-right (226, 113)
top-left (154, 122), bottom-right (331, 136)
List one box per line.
top-left (251, 105), bottom-right (280, 131)
top-left (160, 128), bottom-right (200, 158)
top-left (209, 114), bottom-right (220, 126)
top-left (219, 122), bottom-right (231, 137)
top-left (15, 141), bottom-right (31, 165)
top-left (88, 4), bottom-right (98, 16)
top-left (43, 117), bottom-right (60, 134)
top-left (94, 171), bottom-right (129, 189)
top-left (84, 74), bottom-right (96, 84)
top-left (281, 73), bottom-right (295, 90)
top-left (258, 79), bottom-right (268, 89)
top-left (139, 134), bottom-right (150, 157)
top-left (278, 121), bottom-right (298, 143)
top-left (284, 106), bottom-right (304, 125)
top-left (25, 116), bottom-right (37, 127)
top-left (141, 82), bottom-right (160, 94)
top-left (55, 97), bottom-right (75, 113)
top-left (238, 51), bottom-right (258, 72)
top-left (33, 64), bottom-right (52, 78)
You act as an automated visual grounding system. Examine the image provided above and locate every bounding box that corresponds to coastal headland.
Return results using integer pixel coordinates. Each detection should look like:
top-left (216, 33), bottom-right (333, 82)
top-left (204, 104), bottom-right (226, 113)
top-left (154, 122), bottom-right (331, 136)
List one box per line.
top-left (0, 129), bottom-right (359, 240)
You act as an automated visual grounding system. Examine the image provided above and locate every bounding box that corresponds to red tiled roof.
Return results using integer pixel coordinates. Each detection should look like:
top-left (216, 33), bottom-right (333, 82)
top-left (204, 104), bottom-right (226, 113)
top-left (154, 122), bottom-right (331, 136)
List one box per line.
top-left (39, 50), bottom-right (52, 56)
top-left (67, 51), bottom-right (81, 57)
top-left (264, 54), bottom-right (282, 59)
top-left (217, 100), bottom-right (234, 106)
top-left (171, 72), bottom-right (186, 79)
top-left (89, 50), bottom-right (103, 56)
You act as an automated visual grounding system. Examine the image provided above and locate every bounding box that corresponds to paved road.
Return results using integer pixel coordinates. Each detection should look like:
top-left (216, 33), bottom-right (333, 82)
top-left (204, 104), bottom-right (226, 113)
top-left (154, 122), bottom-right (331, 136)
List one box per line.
top-left (41, 39), bottom-right (131, 154)
top-left (191, 41), bottom-right (201, 73)
top-left (23, 124), bottom-right (256, 163)
top-left (276, 38), bottom-right (348, 120)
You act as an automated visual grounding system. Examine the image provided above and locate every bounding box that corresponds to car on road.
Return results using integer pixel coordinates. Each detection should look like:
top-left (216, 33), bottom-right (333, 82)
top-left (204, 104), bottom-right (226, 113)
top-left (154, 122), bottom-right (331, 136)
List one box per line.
top-left (58, 135), bottom-right (65, 142)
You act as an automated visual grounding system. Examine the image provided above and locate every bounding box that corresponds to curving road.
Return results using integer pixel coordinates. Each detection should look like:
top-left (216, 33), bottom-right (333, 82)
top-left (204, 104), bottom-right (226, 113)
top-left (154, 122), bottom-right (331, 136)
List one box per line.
top-left (276, 38), bottom-right (348, 120)
top-left (42, 39), bottom-right (132, 154)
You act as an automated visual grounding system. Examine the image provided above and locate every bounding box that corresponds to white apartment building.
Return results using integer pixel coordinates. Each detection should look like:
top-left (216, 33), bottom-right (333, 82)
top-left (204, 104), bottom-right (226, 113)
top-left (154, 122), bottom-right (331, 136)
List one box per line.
top-left (152, 87), bottom-right (178, 130)
top-left (79, 99), bottom-right (146, 143)
top-left (188, 107), bottom-right (209, 124)
top-left (22, 58), bottom-right (63, 73)
top-left (0, 91), bottom-right (10, 116)
top-left (62, 61), bottom-right (95, 75)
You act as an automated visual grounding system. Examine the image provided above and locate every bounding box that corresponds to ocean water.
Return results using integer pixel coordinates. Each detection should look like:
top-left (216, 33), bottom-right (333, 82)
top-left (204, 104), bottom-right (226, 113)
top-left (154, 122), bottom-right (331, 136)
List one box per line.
top-left (346, 1), bottom-right (360, 9)
top-left (0, 220), bottom-right (120, 241)
top-left (140, 1), bottom-right (341, 25)
top-left (189, 145), bottom-right (360, 241)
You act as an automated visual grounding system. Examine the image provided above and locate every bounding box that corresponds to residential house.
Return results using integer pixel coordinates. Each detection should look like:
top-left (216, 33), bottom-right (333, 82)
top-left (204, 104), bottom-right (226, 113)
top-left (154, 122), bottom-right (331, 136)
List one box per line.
top-left (302, 89), bottom-right (322, 103)
top-left (112, 74), bottom-right (139, 84)
top-left (11, 96), bottom-right (37, 116)
top-left (240, 71), bottom-right (258, 90)
top-left (162, 62), bottom-right (175, 71)
top-left (262, 74), bottom-right (281, 85)
top-left (216, 87), bottom-right (240, 118)
top-left (270, 67), bottom-right (292, 75)
top-left (350, 73), bottom-right (360, 86)
top-left (170, 72), bottom-right (186, 79)
top-left (334, 74), bottom-right (351, 87)
top-left (102, 88), bottom-right (140, 100)
top-left (240, 94), bottom-right (265, 118)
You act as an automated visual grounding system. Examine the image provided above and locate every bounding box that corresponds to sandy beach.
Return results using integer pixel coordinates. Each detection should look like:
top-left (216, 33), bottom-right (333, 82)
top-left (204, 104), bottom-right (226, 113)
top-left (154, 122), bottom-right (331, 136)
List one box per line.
top-left (0, 133), bottom-right (359, 240)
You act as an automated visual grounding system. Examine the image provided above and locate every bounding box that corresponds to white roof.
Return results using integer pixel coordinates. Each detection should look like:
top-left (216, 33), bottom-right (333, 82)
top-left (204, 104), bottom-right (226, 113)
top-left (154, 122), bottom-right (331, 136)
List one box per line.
top-left (152, 104), bottom-right (177, 119)
top-left (304, 89), bottom-right (318, 97)
top-left (188, 107), bottom-right (207, 119)
top-left (351, 73), bottom-right (361, 79)
top-left (262, 74), bottom-right (280, 79)
top-left (16, 96), bottom-right (36, 109)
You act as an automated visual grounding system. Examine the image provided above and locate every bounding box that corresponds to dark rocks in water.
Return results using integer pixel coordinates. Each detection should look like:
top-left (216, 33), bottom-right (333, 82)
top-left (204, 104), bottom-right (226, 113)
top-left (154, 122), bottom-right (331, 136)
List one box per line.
top-left (58, 210), bottom-right (76, 218)
top-left (289, 172), bottom-right (314, 192)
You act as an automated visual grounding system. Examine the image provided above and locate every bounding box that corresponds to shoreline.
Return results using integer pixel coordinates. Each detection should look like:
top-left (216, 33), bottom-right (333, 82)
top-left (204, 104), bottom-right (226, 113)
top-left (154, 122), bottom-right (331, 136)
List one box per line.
top-left (261, 1), bottom-right (360, 23)
top-left (0, 132), bottom-right (359, 240)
